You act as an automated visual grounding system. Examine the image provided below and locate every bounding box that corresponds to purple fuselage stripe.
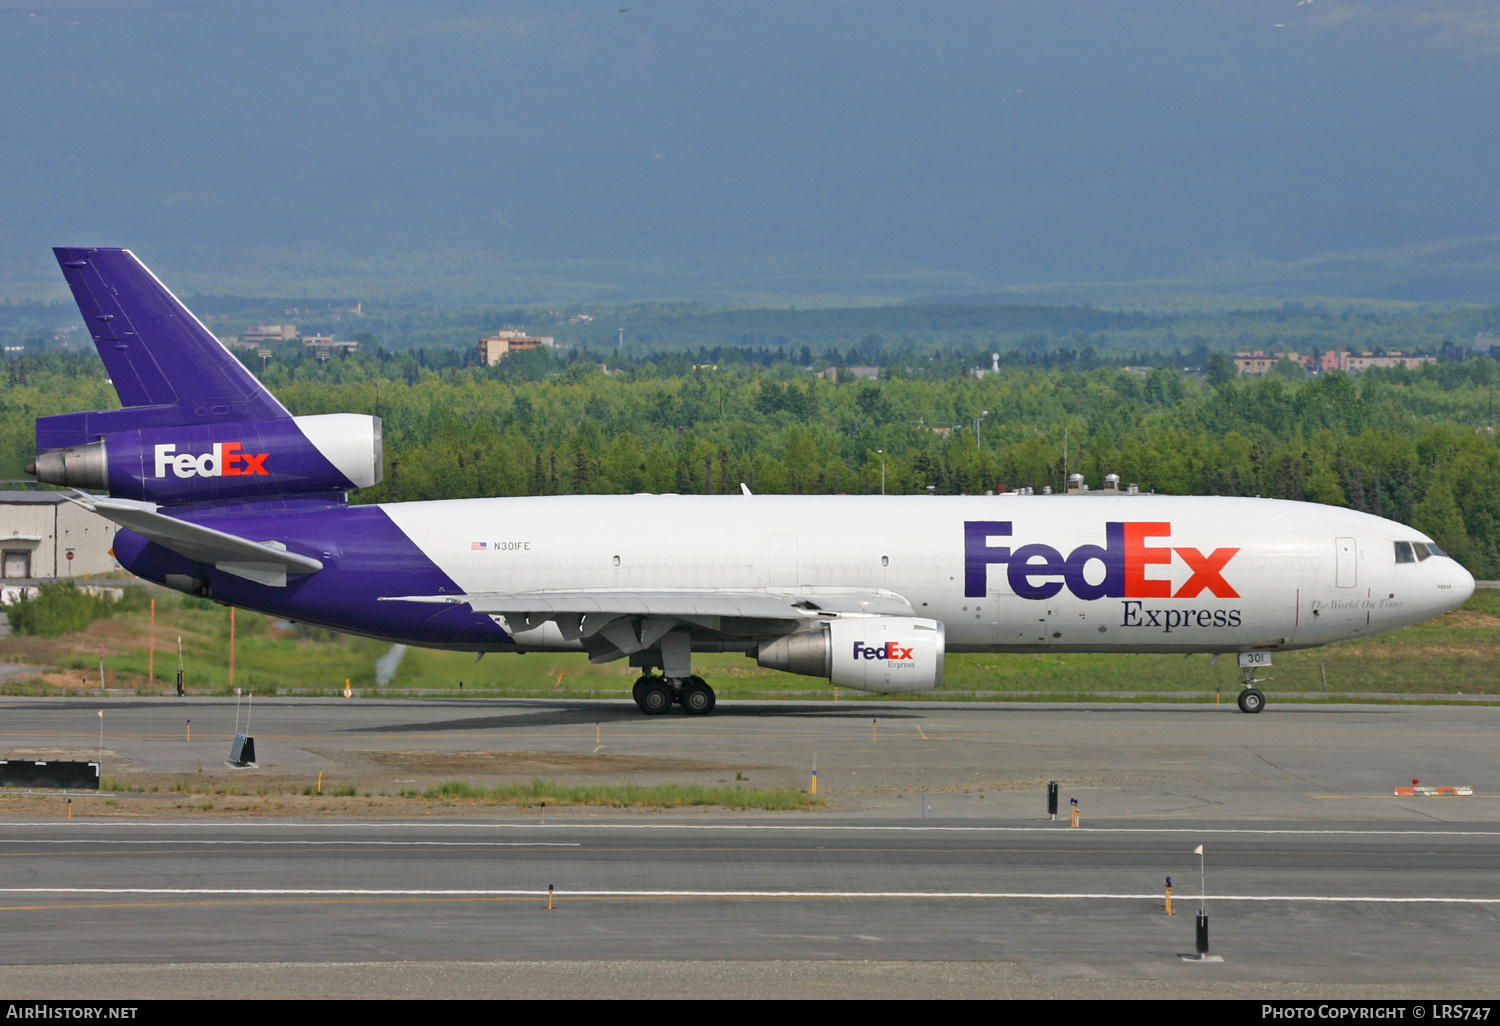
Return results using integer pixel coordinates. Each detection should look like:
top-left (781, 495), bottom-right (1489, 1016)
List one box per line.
top-left (111, 503), bottom-right (511, 649)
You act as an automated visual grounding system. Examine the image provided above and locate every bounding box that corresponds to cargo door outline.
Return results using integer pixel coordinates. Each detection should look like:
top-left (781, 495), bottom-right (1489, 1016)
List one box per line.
top-left (1335, 537), bottom-right (1357, 588)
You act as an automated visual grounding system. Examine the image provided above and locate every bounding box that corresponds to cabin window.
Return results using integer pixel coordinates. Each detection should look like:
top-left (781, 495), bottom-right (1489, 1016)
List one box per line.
top-left (1394, 541), bottom-right (1415, 564)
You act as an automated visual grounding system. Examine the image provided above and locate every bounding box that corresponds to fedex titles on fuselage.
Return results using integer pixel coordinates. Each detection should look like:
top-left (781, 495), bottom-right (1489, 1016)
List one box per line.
top-left (153, 443), bottom-right (269, 479)
top-left (964, 520), bottom-right (1243, 633)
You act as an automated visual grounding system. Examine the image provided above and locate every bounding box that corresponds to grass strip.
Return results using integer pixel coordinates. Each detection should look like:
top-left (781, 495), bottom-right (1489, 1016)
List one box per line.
top-left (412, 778), bottom-right (822, 810)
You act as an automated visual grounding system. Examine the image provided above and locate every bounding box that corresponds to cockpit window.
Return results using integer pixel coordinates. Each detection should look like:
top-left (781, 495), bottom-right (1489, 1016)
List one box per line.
top-left (1394, 541), bottom-right (1415, 563)
top-left (1413, 542), bottom-right (1432, 561)
top-left (1427, 542), bottom-right (1448, 558)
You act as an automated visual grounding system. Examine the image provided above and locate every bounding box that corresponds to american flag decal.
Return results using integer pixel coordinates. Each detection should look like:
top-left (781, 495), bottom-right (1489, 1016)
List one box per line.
top-left (471, 541), bottom-right (487, 550)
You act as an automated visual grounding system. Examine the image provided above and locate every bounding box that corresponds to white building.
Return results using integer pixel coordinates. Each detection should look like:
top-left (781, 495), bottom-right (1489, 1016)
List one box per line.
top-left (0, 492), bottom-right (120, 581)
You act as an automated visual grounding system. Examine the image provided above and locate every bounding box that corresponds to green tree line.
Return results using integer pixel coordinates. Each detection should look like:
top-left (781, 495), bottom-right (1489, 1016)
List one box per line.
top-left (6, 344), bottom-right (1500, 575)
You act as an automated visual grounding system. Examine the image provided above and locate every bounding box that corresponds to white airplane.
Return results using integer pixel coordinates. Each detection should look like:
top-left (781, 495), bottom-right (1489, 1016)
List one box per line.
top-left (31, 249), bottom-right (1475, 714)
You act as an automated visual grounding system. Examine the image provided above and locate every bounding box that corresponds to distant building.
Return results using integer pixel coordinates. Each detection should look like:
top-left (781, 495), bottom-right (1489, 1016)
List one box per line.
top-left (1234, 351), bottom-right (1337, 376)
top-left (972, 353), bottom-right (1001, 379)
top-left (1470, 333), bottom-right (1500, 359)
top-left (239, 325), bottom-right (299, 347)
top-left (1234, 352), bottom-right (1278, 376)
top-left (480, 330), bottom-right (555, 366)
top-left (0, 492), bottom-right (120, 582)
top-left (302, 335), bottom-right (358, 352)
top-left (1337, 352), bottom-right (1436, 373)
top-left (1234, 350), bottom-right (1432, 376)
top-left (814, 366), bottom-right (880, 382)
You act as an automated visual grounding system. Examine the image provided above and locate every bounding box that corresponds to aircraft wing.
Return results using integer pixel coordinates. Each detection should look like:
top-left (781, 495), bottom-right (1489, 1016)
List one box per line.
top-left (382, 588), bottom-right (916, 662)
top-left (384, 588), bottom-right (914, 620)
top-left (400, 590), bottom-right (805, 619)
top-left (66, 493), bottom-right (324, 586)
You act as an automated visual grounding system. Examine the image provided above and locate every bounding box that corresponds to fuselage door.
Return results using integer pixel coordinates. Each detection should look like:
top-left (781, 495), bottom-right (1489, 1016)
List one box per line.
top-left (1335, 537), bottom-right (1357, 588)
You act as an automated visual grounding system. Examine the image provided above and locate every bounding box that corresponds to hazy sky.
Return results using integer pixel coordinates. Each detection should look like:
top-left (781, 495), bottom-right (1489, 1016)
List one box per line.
top-left (2, 1), bottom-right (1498, 303)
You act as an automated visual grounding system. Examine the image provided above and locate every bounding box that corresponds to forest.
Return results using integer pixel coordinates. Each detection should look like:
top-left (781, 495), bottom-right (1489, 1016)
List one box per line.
top-left (5, 338), bottom-right (1500, 577)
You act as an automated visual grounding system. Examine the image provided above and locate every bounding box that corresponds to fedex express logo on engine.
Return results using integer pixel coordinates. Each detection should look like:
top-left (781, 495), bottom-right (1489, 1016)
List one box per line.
top-left (153, 443), bottom-right (269, 479)
top-left (963, 521), bottom-right (1239, 601)
top-left (852, 641), bottom-right (914, 662)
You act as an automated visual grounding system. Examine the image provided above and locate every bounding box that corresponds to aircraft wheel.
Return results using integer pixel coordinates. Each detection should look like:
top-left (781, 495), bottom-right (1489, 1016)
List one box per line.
top-left (1237, 687), bottom-right (1266, 714)
top-left (680, 677), bottom-right (716, 716)
top-left (631, 676), bottom-right (653, 712)
top-left (638, 679), bottom-right (673, 716)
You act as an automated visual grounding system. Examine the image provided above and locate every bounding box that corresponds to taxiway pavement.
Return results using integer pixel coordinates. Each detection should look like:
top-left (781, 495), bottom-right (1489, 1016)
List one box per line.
top-left (2, 698), bottom-right (1499, 997)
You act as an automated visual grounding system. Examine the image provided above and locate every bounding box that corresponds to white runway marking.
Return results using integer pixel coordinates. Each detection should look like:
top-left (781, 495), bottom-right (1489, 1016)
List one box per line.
top-left (1, 887), bottom-right (1498, 904)
top-left (0, 839), bottom-right (578, 847)
top-left (3, 821), bottom-right (1499, 838)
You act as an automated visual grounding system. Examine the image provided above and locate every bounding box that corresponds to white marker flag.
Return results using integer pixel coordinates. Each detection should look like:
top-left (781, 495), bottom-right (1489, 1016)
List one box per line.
top-left (1193, 844), bottom-right (1203, 854)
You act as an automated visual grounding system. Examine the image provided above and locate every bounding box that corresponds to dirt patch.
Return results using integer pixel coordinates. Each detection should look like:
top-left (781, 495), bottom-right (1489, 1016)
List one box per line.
top-left (1438, 611), bottom-right (1500, 631)
top-left (342, 748), bottom-right (744, 776)
top-left (2, 747), bottom-right (131, 762)
top-left (0, 747), bottom-right (781, 812)
top-left (0, 790), bottom-right (767, 819)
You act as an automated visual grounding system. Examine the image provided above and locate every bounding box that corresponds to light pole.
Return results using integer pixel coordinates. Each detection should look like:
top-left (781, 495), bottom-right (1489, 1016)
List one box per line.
top-left (877, 450), bottom-right (886, 495)
top-left (974, 410), bottom-right (990, 449)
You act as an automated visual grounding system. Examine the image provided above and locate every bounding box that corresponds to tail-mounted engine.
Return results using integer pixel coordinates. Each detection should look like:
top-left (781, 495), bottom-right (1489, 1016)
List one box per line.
top-left (756, 616), bottom-right (946, 692)
top-left (30, 413), bottom-right (382, 502)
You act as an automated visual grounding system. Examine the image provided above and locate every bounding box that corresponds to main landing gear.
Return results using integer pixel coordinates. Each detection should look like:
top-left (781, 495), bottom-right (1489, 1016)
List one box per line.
top-left (632, 674), bottom-right (717, 716)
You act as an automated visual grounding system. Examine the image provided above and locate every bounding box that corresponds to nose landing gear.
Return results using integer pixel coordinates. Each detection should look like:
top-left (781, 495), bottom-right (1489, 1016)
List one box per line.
top-left (1237, 664), bottom-right (1269, 714)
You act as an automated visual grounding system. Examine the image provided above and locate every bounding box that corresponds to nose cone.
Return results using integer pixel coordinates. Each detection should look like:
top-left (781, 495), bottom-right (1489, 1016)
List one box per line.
top-left (1451, 562), bottom-right (1477, 610)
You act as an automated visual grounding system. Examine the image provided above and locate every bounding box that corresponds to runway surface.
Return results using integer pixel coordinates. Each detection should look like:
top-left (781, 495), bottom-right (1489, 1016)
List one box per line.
top-left (5, 695), bottom-right (1500, 821)
top-left (1, 818), bottom-right (1499, 984)
top-left (2, 698), bottom-right (1499, 996)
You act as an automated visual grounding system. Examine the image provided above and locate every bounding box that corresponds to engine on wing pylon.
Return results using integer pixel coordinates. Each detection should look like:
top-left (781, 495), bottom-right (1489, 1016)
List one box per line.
top-left (756, 616), bottom-right (945, 692)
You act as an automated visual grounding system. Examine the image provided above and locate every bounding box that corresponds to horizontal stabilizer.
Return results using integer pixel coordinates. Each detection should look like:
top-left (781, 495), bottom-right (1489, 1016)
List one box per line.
top-left (66, 493), bottom-right (323, 586)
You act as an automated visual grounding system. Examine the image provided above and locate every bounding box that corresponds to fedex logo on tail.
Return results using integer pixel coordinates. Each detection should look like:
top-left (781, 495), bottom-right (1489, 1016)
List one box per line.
top-left (964, 521), bottom-right (1239, 601)
top-left (153, 443), bottom-right (270, 479)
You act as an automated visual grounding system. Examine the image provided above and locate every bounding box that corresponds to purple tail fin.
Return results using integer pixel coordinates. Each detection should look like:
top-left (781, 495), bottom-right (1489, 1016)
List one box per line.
top-left (42, 248), bottom-right (289, 450)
